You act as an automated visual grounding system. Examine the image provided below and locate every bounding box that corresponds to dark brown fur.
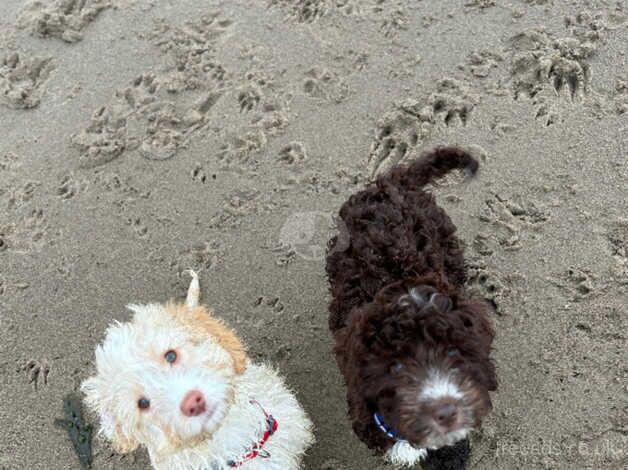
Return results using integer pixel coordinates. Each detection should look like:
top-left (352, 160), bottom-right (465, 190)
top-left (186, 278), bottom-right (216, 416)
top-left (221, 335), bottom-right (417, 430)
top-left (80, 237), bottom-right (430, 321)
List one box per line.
top-left (326, 147), bottom-right (497, 454)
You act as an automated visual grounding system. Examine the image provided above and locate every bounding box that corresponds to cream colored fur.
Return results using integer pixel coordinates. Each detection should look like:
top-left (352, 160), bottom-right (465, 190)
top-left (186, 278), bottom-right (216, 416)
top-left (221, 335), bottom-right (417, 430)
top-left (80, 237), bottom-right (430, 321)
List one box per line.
top-left (81, 272), bottom-right (314, 469)
top-left (156, 362), bottom-right (313, 470)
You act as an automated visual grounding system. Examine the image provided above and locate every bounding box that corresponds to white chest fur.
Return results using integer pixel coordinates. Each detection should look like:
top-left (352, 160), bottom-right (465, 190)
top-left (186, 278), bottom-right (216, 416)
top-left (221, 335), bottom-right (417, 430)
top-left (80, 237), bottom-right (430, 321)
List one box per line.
top-left (149, 364), bottom-right (314, 470)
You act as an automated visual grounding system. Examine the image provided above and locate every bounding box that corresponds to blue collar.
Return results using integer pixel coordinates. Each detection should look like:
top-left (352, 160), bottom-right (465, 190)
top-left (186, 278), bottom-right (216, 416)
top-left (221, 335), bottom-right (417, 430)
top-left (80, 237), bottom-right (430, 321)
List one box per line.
top-left (374, 412), bottom-right (406, 442)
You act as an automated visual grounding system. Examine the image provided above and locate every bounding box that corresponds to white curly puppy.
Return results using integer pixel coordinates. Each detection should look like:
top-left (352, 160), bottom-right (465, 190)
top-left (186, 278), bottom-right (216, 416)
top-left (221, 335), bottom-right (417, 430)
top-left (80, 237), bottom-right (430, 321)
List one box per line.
top-left (82, 271), bottom-right (314, 469)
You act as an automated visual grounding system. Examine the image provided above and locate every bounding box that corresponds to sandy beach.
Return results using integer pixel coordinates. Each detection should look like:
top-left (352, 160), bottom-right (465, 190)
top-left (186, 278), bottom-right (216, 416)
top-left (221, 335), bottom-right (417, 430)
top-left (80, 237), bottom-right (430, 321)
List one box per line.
top-left (0, 0), bottom-right (626, 469)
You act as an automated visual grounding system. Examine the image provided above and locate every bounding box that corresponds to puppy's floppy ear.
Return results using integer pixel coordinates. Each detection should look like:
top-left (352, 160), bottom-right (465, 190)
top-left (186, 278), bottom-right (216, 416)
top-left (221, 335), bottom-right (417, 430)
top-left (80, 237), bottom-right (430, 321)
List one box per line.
top-left (166, 303), bottom-right (248, 375)
top-left (81, 377), bottom-right (140, 453)
top-left (457, 297), bottom-right (495, 353)
top-left (454, 297), bottom-right (498, 390)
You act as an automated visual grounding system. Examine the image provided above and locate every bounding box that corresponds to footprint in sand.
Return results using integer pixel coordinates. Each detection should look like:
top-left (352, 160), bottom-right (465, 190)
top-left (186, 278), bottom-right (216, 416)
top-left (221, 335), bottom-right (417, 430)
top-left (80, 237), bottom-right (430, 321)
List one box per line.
top-left (302, 67), bottom-right (349, 104)
top-left (367, 78), bottom-right (480, 177)
top-left (506, 10), bottom-right (615, 123)
top-left (463, 0), bottom-right (496, 12)
top-left (427, 78), bottom-right (479, 127)
top-left (191, 164), bottom-right (209, 184)
top-left (0, 152), bottom-right (20, 172)
top-left (466, 258), bottom-right (508, 315)
top-left (476, 193), bottom-right (548, 253)
top-left (127, 217), bottom-right (148, 239)
top-left (208, 189), bottom-right (265, 229)
top-left (372, 1), bottom-right (408, 39)
top-left (268, 0), bottom-right (328, 23)
top-left (56, 174), bottom-right (86, 200)
top-left (217, 128), bottom-right (268, 166)
top-left (18, 0), bottom-right (111, 43)
top-left (607, 218), bottom-right (628, 283)
top-left (6, 181), bottom-right (40, 209)
top-left (175, 241), bottom-right (223, 272)
top-left (71, 104), bottom-right (128, 168)
top-left (368, 108), bottom-right (421, 177)
top-left (466, 49), bottom-right (505, 81)
top-left (565, 267), bottom-right (598, 301)
top-left (237, 84), bottom-right (262, 112)
top-left (278, 141), bottom-right (307, 165)
top-left (20, 359), bottom-right (50, 390)
top-left (72, 15), bottom-right (229, 167)
top-left (0, 53), bottom-right (54, 109)
top-left (254, 295), bottom-right (285, 314)
top-left (547, 267), bottom-right (604, 303)
top-left (334, 0), bottom-right (362, 16)
top-left (124, 74), bottom-right (223, 162)
top-left (611, 79), bottom-right (627, 115)
top-left (1, 208), bottom-right (49, 253)
top-left (510, 30), bottom-right (593, 101)
top-left (218, 83), bottom-right (290, 167)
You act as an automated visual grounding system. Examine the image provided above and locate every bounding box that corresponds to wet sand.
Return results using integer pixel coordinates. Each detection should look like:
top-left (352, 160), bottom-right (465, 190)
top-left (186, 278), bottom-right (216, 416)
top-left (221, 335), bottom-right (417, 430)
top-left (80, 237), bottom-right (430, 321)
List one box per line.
top-left (0, 1), bottom-right (626, 469)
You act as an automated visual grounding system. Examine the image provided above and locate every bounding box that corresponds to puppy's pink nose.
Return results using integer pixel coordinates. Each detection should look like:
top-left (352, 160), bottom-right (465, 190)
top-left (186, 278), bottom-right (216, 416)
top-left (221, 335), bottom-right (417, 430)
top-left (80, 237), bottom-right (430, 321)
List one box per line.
top-left (180, 390), bottom-right (206, 417)
top-left (433, 403), bottom-right (459, 430)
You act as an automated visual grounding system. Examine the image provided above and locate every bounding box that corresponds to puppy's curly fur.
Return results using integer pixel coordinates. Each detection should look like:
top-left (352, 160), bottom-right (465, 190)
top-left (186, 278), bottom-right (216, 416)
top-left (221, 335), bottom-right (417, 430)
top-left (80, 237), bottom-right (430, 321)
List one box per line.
top-left (82, 272), bottom-right (314, 469)
top-left (326, 147), bottom-right (497, 465)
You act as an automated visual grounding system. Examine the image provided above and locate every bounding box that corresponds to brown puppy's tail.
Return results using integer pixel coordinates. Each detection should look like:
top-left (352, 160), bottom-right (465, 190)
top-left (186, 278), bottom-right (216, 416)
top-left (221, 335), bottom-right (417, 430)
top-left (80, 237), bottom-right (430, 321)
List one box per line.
top-left (382, 146), bottom-right (479, 190)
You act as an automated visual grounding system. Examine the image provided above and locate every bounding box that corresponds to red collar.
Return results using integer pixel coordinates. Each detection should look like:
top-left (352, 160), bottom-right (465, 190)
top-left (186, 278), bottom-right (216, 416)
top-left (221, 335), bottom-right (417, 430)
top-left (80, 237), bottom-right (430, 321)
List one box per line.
top-left (228, 400), bottom-right (278, 468)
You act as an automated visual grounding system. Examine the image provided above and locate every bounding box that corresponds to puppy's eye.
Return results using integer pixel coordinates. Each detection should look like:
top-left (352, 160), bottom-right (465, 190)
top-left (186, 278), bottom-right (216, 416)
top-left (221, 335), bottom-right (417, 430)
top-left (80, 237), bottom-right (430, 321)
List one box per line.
top-left (390, 361), bottom-right (404, 373)
top-left (138, 397), bottom-right (150, 410)
top-left (447, 348), bottom-right (459, 357)
top-left (165, 350), bottom-right (177, 364)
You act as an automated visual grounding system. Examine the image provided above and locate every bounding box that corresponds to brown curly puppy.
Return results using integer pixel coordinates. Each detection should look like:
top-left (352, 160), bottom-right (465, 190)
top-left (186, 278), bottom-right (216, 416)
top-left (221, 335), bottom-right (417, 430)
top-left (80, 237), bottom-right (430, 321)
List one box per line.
top-left (326, 147), bottom-right (497, 466)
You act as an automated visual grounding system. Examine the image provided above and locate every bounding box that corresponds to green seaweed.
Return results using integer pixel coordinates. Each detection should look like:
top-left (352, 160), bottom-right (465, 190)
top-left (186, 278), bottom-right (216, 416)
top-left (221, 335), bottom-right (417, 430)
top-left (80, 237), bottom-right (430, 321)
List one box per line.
top-left (54, 393), bottom-right (93, 469)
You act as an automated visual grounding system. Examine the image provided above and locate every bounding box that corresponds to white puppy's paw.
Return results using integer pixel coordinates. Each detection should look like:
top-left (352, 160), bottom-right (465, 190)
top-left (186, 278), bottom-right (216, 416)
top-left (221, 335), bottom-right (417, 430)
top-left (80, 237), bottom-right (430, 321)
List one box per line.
top-left (386, 441), bottom-right (428, 467)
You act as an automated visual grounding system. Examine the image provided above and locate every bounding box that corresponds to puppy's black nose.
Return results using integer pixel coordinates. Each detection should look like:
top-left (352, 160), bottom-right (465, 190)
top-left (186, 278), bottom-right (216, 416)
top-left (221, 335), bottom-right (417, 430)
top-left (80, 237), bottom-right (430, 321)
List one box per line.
top-left (432, 403), bottom-right (458, 430)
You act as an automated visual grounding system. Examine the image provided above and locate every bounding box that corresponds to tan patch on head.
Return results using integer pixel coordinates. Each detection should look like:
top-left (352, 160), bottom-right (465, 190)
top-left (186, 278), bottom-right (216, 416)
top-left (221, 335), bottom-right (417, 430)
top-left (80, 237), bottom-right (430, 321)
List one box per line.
top-left (165, 303), bottom-right (247, 375)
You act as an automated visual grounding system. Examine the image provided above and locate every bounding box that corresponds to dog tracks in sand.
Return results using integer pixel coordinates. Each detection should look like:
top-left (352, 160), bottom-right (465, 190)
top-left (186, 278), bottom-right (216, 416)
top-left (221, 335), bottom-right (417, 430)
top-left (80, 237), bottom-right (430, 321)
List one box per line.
top-left (368, 78), bottom-right (480, 177)
top-left (72, 15), bottom-right (230, 168)
top-left (20, 359), bottom-right (50, 390)
top-left (0, 53), bottom-right (55, 110)
top-left (18, 0), bottom-right (112, 43)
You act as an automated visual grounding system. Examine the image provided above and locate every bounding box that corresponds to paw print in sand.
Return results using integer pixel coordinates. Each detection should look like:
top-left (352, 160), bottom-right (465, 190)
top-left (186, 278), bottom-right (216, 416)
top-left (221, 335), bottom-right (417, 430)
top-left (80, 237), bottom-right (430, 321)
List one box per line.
top-left (302, 67), bottom-right (349, 103)
top-left (367, 108), bottom-right (421, 177)
top-left (122, 74), bottom-right (158, 109)
top-left (0, 53), bottom-right (54, 109)
top-left (466, 259), bottom-right (508, 315)
top-left (127, 217), bottom-right (148, 239)
top-left (191, 164), bottom-right (210, 184)
top-left (367, 78), bottom-right (478, 177)
top-left (20, 359), bottom-right (50, 390)
top-left (18, 0), bottom-right (111, 43)
top-left (278, 142), bottom-right (307, 165)
top-left (237, 84), bottom-right (262, 112)
top-left (269, 0), bottom-right (327, 23)
top-left (427, 78), bottom-right (478, 127)
top-left (509, 29), bottom-right (595, 102)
